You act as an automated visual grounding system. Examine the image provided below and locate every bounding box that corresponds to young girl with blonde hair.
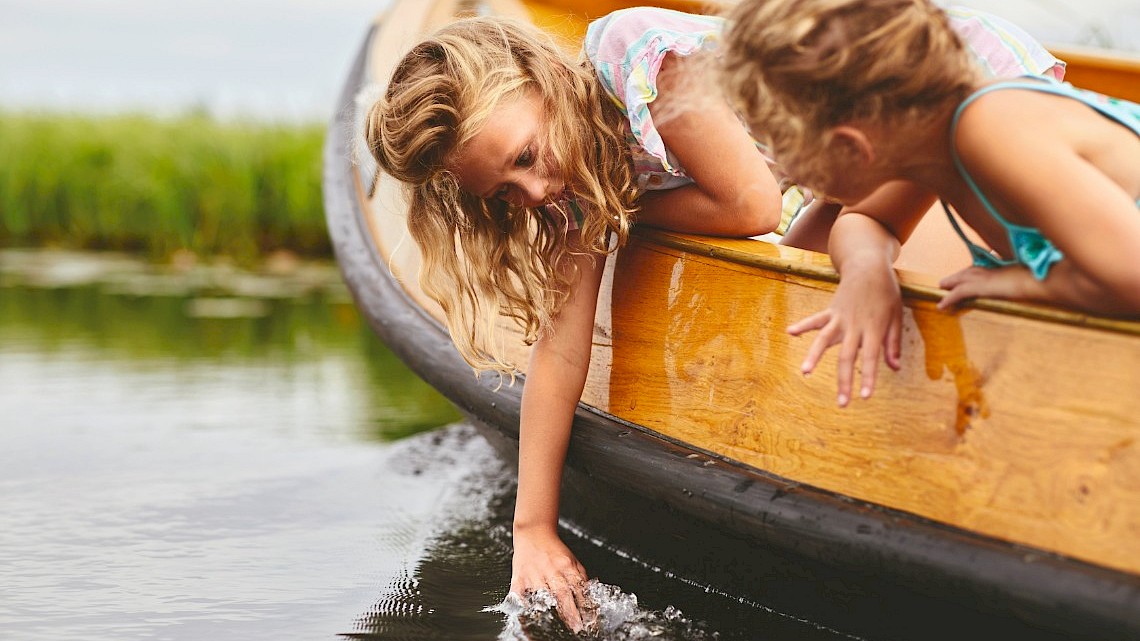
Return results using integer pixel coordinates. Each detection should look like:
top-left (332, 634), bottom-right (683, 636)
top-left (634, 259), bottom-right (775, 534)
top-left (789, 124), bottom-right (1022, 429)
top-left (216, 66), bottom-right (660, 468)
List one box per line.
top-left (722, 0), bottom-right (1140, 406)
top-left (366, 8), bottom-right (781, 630)
top-left (364, 4), bottom-right (1069, 630)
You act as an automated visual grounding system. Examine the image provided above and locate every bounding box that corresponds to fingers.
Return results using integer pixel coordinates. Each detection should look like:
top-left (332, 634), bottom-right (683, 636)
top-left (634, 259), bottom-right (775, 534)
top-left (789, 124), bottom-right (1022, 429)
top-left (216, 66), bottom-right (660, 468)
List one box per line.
top-left (884, 314), bottom-right (903, 371)
top-left (510, 576), bottom-right (584, 633)
top-left (938, 283), bottom-right (975, 310)
top-left (834, 329), bottom-right (863, 407)
top-left (789, 306), bottom-right (906, 406)
top-left (799, 326), bottom-right (841, 376)
top-left (570, 572), bottom-right (598, 629)
top-left (793, 310), bottom-right (840, 375)
top-left (510, 562), bottom-right (591, 633)
top-left (549, 574), bottom-right (583, 632)
top-left (937, 267), bottom-right (980, 311)
top-left (787, 309), bottom-right (832, 337)
top-left (858, 334), bottom-right (881, 401)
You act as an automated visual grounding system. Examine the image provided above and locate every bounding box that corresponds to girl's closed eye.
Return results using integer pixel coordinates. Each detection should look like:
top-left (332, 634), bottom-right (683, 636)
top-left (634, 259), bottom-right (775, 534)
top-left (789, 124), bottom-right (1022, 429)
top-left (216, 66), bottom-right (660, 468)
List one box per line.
top-left (490, 147), bottom-right (539, 202)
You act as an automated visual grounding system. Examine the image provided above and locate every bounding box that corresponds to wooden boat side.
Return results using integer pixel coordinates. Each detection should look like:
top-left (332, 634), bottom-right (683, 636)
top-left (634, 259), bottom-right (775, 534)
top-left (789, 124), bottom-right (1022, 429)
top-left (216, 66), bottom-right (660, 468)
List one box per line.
top-left (325, 0), bottom-right (1140, 633)
top-left (590, 231), bottom-right (1140, 577)
top-left (1053, 45), bottom-right (1140, 103)
top-left (526, 0), bottom-right (1140, 104)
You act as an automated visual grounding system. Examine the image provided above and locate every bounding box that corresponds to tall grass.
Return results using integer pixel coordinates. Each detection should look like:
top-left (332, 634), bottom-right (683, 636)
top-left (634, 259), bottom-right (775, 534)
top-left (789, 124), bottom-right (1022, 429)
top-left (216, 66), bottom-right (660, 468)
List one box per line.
top-left (0, 111), bottom-right (329, 262)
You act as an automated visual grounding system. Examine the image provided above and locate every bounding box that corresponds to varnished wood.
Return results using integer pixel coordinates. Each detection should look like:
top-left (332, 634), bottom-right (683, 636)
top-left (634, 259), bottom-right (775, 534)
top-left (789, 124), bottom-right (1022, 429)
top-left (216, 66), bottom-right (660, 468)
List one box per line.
top-left (348, 0), bottom-right (1140, 587)
top-left (592, 232), bottom-right (1140, 576)
top-left (1053, 46), bottom-right (1140, 103)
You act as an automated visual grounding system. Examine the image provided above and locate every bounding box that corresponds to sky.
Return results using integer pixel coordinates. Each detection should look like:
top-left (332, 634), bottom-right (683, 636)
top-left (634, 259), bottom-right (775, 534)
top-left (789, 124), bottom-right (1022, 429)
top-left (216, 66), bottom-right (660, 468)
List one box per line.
top-left (0, 0), bottom-right (387, 121)
top-left (950, 0), bottom-right (1140, 51)
top-left (0, 0), bottom-right (1136, 122)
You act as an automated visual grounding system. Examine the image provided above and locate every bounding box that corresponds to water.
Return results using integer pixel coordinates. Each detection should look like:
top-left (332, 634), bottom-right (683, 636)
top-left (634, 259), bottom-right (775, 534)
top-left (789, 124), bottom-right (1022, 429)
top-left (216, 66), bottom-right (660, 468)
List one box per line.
top-left (0, 251), bottom-right (802, 641)
top-left (0, 250), bottom-right (1091, 641)
top-left (0, 250), bottom-right (465, 639)
top-left (0, 0), bottom-right (1136, 121)
top-left (3, 0), bottom-right (1135, 637)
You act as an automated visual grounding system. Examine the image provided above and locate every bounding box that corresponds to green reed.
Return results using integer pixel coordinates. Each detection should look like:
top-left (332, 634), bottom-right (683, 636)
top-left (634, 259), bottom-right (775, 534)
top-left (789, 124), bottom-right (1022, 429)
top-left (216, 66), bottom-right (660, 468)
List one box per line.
top-left (0, 111), bottom-right (329, 262)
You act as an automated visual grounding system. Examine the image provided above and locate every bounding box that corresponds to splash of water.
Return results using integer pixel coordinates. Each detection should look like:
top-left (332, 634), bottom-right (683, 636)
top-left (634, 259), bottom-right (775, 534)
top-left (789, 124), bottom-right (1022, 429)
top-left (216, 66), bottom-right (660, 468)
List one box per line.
top-left (488, 580), bottom-right (719, 640)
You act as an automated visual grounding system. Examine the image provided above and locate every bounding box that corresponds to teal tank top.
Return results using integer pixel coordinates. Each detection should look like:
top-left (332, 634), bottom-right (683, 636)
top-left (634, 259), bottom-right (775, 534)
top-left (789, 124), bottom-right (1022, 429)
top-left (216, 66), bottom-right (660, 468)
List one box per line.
top-left (943, 76), bottom-right (1140, 279)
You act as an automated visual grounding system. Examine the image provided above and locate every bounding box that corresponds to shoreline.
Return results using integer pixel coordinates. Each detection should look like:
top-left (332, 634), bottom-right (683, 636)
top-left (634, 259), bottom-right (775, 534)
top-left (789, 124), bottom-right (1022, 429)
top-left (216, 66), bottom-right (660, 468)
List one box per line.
top-left (0, 247), bottom-right (350, 305)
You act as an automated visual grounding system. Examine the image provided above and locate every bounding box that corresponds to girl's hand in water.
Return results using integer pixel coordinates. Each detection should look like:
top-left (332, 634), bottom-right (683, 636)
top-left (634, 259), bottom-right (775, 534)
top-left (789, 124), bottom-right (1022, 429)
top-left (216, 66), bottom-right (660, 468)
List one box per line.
top-left (510, 525), bottom-right (593, 633)
top-left (788, 259), bottom-right (903, 407)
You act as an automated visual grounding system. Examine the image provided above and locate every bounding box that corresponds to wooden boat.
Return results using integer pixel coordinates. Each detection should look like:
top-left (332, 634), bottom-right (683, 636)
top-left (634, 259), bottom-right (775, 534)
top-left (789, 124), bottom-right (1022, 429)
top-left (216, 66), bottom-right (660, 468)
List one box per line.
top-left (323, 0), bottom-right (1140, 636)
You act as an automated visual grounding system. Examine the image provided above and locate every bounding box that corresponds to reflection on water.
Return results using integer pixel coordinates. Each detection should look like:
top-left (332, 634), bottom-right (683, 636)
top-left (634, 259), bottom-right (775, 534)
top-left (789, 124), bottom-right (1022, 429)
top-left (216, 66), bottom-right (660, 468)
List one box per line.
top-left (0, 250), bottom-right (461, 441)
top-left (0, 251), bottom-right (1086, 641)
top-left (0, 250), bottom-right (467, 640)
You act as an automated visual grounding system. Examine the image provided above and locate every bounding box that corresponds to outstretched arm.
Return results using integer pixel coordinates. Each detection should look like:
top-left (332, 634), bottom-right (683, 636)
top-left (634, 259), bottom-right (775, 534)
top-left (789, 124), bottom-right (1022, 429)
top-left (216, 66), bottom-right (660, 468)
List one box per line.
top-left (634, 53), bottom-right (783, 237)
top-left (788, 181), bottom-right (934, 404)
top-left (509, 236), bottom-right (606, 632)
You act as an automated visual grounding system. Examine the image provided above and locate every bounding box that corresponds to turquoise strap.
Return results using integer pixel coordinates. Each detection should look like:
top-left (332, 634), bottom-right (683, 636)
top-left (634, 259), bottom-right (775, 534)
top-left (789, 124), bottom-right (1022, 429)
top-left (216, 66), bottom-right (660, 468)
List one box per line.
top-left (940, 199), bottom-right (1012, 268)
top-left (947, 76), bottom-right (1140, 223)
top-left (947, 78), bottom-right (1058, 231)
top-left (945, 76), bottom-right (1140, 278)
top-left (943, 77), bottom-right (1080, 278)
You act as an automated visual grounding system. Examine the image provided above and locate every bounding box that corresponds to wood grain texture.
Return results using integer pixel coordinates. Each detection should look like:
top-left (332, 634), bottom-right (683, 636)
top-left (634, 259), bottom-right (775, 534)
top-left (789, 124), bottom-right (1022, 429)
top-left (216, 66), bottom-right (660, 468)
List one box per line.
top-left (353, 0), bottom-right (1140, 578)
top-left (1054, 46), bottom-right (1140, 103)
top-left (589, 234), bottom-right (1140, 576)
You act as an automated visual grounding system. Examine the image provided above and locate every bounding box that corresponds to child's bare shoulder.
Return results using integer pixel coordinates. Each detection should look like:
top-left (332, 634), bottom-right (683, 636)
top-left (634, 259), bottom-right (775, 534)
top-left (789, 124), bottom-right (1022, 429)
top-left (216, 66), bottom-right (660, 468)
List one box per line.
top-left (954, 87), bottom-right (1053, 153)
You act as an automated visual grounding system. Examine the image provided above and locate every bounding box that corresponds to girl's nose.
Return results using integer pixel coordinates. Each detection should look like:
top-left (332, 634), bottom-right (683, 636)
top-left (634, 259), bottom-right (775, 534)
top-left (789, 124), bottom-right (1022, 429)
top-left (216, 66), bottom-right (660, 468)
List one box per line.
top-left (516, 175), bottom-right (549, 208)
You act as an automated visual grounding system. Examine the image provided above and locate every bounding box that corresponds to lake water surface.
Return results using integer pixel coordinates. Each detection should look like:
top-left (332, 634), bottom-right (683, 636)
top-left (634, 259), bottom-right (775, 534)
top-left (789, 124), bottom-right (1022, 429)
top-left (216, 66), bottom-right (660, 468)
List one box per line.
top-left (0, 250), bottom-right (468, 639)
top-left (3, 1), bottom-right (1134, 638)
top-left (0, 251), bottom-right (1088, 641)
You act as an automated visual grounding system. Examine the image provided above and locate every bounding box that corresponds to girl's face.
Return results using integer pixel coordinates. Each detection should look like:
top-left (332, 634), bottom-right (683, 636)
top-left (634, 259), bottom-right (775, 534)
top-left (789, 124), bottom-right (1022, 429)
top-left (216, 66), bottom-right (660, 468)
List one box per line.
top-left (780, 129), bottom-right (889, 205)
top-left (800, 163), bottom-right (881, 205)
top-left (449, 91), bottom-right (565, 209)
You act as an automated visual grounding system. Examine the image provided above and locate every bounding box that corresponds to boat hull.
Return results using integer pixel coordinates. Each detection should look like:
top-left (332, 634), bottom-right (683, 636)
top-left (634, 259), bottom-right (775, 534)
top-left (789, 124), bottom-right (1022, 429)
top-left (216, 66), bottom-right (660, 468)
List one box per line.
top-left (323, 0), bottom-right (1140, 636)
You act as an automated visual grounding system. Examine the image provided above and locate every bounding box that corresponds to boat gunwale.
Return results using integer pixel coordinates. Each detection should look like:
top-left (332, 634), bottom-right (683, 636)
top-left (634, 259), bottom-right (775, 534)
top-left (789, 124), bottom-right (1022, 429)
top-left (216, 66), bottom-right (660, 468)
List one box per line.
top-left (638, 228), bottom-right (1140, 336)
top-left (322, 14), bottom-right (1140, 637)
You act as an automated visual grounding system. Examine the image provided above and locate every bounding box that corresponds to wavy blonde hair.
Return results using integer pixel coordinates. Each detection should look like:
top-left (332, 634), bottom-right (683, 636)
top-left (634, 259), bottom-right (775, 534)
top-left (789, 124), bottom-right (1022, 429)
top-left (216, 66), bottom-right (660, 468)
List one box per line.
top-left (364, 17), bottom-right (636, 376)
top-left (721, 0), bottom-right (979, 193)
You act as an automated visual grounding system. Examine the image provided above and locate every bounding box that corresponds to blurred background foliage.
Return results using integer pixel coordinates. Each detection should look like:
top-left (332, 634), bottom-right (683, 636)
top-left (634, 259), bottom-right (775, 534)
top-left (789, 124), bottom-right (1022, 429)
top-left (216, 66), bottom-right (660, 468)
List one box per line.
top-left (0, 111), bottom-right (328, 264)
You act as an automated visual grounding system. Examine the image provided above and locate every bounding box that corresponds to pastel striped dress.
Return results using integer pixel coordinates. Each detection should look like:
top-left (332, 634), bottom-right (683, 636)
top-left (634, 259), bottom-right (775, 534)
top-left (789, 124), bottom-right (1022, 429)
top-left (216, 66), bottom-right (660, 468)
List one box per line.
top-left (580, 5), bottom-right (1065, 231)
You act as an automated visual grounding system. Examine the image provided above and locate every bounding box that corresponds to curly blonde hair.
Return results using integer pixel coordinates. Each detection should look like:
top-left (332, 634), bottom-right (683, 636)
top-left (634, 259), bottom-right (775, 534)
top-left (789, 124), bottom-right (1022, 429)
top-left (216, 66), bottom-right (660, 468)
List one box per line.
top-left (364, 17), bottom-right (637, 376)
top-left (721, 0), bottom-right (979, 193)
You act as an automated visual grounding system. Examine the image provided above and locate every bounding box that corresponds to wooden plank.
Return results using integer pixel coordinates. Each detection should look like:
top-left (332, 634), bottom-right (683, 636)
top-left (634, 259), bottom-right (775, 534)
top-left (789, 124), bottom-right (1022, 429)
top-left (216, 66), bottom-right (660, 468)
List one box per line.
top-left (354, 0), bottom-right (1140, 579)
top-left (1054, 46), bottom-right (1140, 103)
top-left (582, 234), bottom-right (1140, 576)
top-left (327, 0), bottom-right (1140, 633)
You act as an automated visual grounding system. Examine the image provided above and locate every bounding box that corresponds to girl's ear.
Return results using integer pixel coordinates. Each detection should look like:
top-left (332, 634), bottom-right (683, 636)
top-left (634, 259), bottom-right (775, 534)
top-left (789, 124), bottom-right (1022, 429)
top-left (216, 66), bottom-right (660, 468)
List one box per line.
top-left (829, 125), bottom-right (876, 166)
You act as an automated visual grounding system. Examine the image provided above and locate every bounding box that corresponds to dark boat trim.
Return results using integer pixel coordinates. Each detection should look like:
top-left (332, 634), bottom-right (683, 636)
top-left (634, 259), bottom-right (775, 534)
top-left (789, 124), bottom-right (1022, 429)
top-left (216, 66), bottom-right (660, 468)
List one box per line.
top-left (323, 24), bottom-right (1140, 638)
